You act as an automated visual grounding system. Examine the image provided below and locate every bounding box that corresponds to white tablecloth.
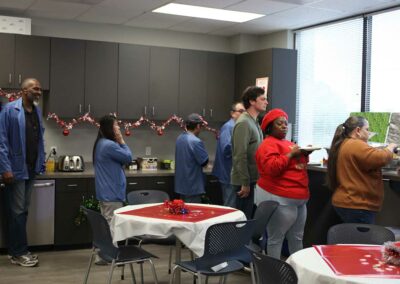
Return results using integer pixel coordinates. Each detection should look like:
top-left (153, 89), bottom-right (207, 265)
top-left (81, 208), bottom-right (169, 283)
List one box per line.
top-left (110, 203), bottom-right (246, 256)
top-left (287, 247), bottom-right (399, 284)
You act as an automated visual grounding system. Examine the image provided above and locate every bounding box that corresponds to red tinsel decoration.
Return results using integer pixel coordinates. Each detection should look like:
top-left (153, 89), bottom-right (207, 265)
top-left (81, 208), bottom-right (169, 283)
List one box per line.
top-left (0, 89), bottom-right (22, 102)
top-left (163, 199), bottom-right (189, 215)
top-left (382, 241), bottom-right (400, 266)
top-left (47, 112), bottom-right (219, 138)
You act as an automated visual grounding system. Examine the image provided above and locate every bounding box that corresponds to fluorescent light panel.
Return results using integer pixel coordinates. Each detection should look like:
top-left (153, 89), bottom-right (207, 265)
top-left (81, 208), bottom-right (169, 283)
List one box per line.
top-left (153, 3), bottom-right (264, 23)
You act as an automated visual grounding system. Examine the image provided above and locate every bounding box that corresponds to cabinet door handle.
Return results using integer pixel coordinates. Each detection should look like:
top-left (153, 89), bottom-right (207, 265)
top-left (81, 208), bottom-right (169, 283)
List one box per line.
top-left (67, 184), bottom-right (78, 187)
top-left (202, 108), bottom-right (206, 117)
top-left (8, 73), bottom-right (12, 84)
top-left (18, 74), bottom-right (22, 85)
top-left (144, 106), bottom-right (147, 116)
top-left (156, 181), bottom-right (166, 185)
top-left (79, 104), bottom-right (82, 114)
top-left (210, 109), bottom-right (213, 117)
top-left (88, 104), bottom-right (91, 113)
top-left (209, 180), bottom-right (218, 183)
top-left (152, 106), bottom-right (155, 116)
top-left (129, 182), bottom-right (138, 185)
top-left (33, 182), bottom-right (54, 187)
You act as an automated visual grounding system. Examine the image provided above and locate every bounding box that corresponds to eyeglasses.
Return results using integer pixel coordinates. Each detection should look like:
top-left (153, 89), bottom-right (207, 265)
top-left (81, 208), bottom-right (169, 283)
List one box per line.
top-left (232, 109), bottom-right (245, 113)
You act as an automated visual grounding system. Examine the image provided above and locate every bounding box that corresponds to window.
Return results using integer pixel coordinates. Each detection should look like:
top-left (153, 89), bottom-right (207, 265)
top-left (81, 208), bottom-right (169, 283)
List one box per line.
top-left (369, 9), bottom-right (400, 112)
top-left (295, 19), bottom-right (363, 161)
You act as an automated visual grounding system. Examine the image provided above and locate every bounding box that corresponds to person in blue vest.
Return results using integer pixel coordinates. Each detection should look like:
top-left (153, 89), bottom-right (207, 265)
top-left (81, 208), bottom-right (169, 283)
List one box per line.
top-left (212, 102), bottom-right (245, 207)
top-left (175, 113), bottom-right (209, 203)
top-left (0, 78), bottom-right (45, 267)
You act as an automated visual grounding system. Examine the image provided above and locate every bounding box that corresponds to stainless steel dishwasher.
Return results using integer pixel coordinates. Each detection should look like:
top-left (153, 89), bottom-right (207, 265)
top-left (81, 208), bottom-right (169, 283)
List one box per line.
top-left (0, 179), bottom-right (55, 248)
top-left (26, 179), bottom-right (55, 246)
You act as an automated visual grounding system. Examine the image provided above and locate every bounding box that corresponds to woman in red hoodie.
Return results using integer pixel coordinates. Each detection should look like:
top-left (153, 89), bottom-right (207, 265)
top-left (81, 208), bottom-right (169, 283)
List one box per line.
top-left (255, 109), bottom-right (310, 259)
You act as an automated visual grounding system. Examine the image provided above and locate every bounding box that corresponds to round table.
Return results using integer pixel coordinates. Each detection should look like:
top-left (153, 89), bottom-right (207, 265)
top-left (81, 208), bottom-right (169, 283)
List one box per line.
top-left (287, 247), bottom-right (400, 284)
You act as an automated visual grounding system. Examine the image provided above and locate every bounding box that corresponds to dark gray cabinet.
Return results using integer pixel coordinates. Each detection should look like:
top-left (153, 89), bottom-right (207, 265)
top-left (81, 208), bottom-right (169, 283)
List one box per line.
top-left (118, 44), bottom-right (150, 118)
top-left (149, 47), bottom-right (179, 119)
top-left (206, 52), bottom-right (235, 122)
top-left (54, 178), bottom-right (94, 246)
top-left (85, 41), bottom-right (118, 117)
top-left (0, 34), bottom-right (50, 89)
top-left (179, 49), bottom-right (207, 119)
top-left (48, 38), bottom-right (85, 117)
top-left (178, 50), bottom-right (235, 122)
top-left (236, 48), bottom-right (297, 122)
top-left (126, 176), bottom-right (174, 199)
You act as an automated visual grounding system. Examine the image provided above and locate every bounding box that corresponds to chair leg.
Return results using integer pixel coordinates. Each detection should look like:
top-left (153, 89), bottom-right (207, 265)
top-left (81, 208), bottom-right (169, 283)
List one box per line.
top-left (108, 261), bottom-right (116, 284)
top-left (121, 265), bottom-right (125, 280)
top-left (250, 262), bottom-right (256, 284)
top-left (169, 265), bottom-right (179, 284)
top-left (148, 259), bottom-right (159, 284)
top-left (140, 262), bottom-right (144, 284)
top-left (168, 246), bottom-right (173, 274)
top-left (129, 263), bottom-right (137, 284)
top-left (83, 249), bottom-right (96, 284)
top-left (197, 273), bottom-right (203, 284)
top-left (222, 275), bottom-right (228, 284)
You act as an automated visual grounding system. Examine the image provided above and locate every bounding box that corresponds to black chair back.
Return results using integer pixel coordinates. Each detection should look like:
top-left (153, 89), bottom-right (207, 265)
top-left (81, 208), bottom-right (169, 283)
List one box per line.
top-left (127, 190), bottom-right (169, 205)
top-left (250, 249), bottom-right (298, 284)
top-left (195, 220), bottom-right (256, 269)
top-left (327, 223), bottom-right (395, 245)
top-left (81, 206), bottom-right (118, 260)
top-left (252, 200), bottom-right (278, 244)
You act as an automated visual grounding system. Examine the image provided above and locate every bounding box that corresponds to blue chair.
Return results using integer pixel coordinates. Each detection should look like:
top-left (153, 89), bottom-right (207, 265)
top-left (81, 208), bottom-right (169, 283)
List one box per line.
top-left (169, 220), bottom-right (256, 284)
top-left (248, 248), bottom-right (298, 284)
top-left (327, 223), bottom-right (395, 245)
top-left (81, 206), bottom-right (158, 284)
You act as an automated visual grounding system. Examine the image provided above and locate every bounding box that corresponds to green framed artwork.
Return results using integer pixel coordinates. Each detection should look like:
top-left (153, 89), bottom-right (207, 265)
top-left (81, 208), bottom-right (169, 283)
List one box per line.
top-left (350, 112), bottom-right (391, 143)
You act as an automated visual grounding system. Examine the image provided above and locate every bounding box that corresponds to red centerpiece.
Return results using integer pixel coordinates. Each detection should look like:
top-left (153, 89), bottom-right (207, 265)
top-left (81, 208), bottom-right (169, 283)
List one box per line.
top-left (383, 241), bottom-right (400, 266)
top-left (163, 199), bottom-right (189, 215)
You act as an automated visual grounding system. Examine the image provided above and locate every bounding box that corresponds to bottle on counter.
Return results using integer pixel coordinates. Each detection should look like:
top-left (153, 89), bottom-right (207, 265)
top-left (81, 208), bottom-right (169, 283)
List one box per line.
top-left (46, 155), bottom-right (56, 173)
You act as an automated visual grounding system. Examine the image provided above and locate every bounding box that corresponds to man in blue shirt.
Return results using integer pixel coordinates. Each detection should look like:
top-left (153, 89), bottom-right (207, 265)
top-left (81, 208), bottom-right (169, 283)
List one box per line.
top-left (175, 113), bottom-right (209, 203)
top-left (212, 102), bottom-right (245, 207)
top-left (0, 78), bottom-right (45, 267)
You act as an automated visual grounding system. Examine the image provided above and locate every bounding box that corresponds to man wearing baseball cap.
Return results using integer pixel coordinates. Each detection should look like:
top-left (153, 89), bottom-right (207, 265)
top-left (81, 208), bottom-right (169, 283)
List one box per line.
top-left (174, 113), bottom-right (209, 203)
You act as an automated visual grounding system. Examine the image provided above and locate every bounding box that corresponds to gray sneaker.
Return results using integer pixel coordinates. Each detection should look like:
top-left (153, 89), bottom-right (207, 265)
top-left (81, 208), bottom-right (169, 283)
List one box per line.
top-left (10, 255), bottom-right (39, 267)
top-left (8, 251), bottom-right (38, 261)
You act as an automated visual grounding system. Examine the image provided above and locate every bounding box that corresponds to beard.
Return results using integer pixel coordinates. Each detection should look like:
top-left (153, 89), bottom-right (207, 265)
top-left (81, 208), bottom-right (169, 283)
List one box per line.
top-left (27, 93), bottom-right (40, 106)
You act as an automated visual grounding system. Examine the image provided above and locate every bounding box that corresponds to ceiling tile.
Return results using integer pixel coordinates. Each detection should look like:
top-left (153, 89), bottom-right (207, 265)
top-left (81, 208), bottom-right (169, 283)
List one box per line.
top-left (77, 5), bottom-right (142, 24)
top-left (124, 11), bottom-right (189, 29)
top-left (0, 0), bottom-right (35, 10)
top-left (273, 0), bottom-right (321, 4)
top-left (228, 0), bottom-right (299, 15)
top-left (26, 0), bottom-right (90, 20)
top-left (308, 0), bottom-right (400, 14)
top-left (99, 0), bottom-right (170, 12)
top-left (49, 0), bottom-right (103, 4)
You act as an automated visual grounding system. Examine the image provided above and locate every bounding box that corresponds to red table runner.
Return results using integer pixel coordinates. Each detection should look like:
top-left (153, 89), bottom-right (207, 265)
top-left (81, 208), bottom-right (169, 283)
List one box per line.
top-left (314, 245), bottom-right (400, 278)
top-left (118, 204), bottom-right (237, 223)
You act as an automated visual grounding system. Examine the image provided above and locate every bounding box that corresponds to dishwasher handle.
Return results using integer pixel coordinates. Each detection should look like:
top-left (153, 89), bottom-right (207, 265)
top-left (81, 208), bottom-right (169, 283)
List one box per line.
top-left (33, 182), bottom-right (55, 187)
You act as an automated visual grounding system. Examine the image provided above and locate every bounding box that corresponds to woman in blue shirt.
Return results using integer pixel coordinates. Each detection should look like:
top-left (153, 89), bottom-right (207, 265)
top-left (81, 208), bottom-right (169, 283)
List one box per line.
top-left (93, 115), bottom-right (132, 223)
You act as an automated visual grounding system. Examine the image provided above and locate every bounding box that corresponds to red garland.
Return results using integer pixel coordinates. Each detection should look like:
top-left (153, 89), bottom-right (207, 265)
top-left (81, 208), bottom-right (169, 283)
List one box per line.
top-left (47, 112), bottom-right (219, 138)
top-left (163, 199), bottom-right (189, 215)
top-left (0, 89), bottom-right (22, 102)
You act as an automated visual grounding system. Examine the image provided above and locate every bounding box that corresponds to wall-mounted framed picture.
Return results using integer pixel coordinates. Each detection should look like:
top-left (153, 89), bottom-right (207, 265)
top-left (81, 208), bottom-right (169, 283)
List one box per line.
top-left (255, 77), bottom-right (269, 94)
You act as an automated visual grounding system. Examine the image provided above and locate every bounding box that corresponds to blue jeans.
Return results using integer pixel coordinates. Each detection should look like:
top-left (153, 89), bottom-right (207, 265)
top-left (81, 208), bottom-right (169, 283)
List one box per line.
top-left (220, 183), bottom-right (237, 208)
top-left (333, 206), bottom-right (376, 224)
top-left (180, 194), bottom-right (202, 203)
top-left (4, 178), bottom-right (35, 257)
top-left (256, 185), bottom-right (308, 259)
top-left (232, 183), bottom-right (255, 219)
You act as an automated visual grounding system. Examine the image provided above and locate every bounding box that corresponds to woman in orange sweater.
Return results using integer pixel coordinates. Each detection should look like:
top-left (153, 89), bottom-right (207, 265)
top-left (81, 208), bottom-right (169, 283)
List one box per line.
top-left (255, 109), bottom-right (310, 259)
top-left (327, 116), bottom-right (397, 224)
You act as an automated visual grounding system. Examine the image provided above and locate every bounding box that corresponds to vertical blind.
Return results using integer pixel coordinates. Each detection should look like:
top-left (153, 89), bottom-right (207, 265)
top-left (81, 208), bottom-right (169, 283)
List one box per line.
top-left (370, 9), bottom-right (400, 112)
top-left (295, 18), bottom-right (364, 162)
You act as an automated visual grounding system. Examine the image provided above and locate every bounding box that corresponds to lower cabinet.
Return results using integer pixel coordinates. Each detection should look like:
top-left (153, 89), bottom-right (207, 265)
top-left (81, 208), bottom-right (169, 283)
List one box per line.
top-left (205, 175), bottom-right (223, 205)
top-left (54, 178), bottom-right (93, 246)
top-left (126, 176), bottom-right (174, 199)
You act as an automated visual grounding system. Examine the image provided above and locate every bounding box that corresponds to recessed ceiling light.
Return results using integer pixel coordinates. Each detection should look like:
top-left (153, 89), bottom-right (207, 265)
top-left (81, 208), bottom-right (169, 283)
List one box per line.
top-left (152, 3), bottom-right (264, 23)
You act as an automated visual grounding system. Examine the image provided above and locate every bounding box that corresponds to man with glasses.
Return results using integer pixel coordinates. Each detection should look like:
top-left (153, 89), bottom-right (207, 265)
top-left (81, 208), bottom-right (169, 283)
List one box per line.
top-left (212, 102), bottom-right (245, 207)
top-left (0, 78), bottom-right (45, 267)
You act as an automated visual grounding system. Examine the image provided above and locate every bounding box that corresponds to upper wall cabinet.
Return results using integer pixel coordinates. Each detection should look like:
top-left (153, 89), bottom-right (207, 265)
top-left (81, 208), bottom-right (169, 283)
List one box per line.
top-left (179, 49), bottom-right (207, 119)
top-left (85, 41), bottom-right (118, 118)
top-left (235, 48), bottom-right (297, 122)
top-left (206, 52), bottom-right (235, 122)
top-left (149, 47), bottom-right (179, 120)
top-left (0, 34), bottom-right (50, 89)
top-left (48, 38), bottom-right (85, 117)
top-left (179, 50), bottom-right (235, 122)
top-left (118, 44), bottom-right (150, 119)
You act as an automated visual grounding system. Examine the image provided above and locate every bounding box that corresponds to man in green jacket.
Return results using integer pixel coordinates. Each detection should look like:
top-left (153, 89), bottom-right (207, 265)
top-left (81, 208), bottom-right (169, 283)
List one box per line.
top-left (231, 86), bottom-right (268, 218)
